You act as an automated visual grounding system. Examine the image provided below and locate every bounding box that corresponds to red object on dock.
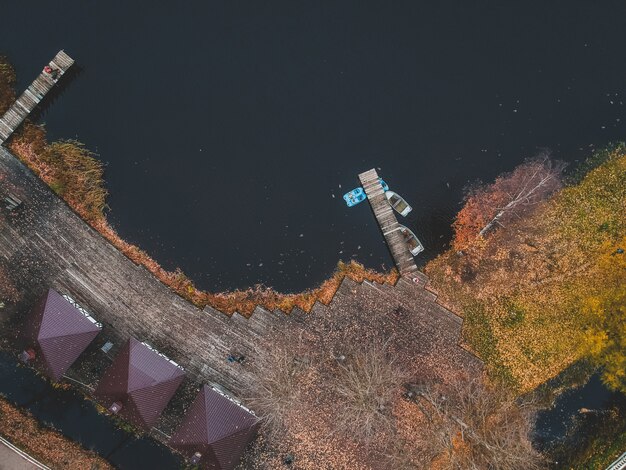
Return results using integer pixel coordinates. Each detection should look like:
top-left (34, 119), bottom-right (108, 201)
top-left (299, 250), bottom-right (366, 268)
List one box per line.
top-left (19, 349), bottom-right (36, 363)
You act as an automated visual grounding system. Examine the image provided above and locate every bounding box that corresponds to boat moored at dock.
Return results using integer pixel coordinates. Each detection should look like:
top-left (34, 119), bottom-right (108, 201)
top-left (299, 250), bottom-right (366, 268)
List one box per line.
top-left (385, 191), bottom-right (412, 216)
top-left (343, 187), bottom-right (366, 207)
top-left (398, 225), bottom-right (424, 256)
top-left (344, 178), bottom-right (389, 207)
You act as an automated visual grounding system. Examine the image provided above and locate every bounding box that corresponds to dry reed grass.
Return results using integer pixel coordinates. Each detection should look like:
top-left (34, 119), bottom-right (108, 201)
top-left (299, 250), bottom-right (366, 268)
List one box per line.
top-left (6, 121), bottom-right (398, 316)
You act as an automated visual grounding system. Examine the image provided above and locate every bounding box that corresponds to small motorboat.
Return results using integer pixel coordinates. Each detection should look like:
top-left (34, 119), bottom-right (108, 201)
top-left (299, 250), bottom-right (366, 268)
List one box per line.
top-left (343, 187), bottom-right (366, 207)
top-left (385, 191), bottom-right (412, 216)
top-left (398, 225), bottom-right (424, 256)
top-left (379, 178), bottom-right (389, 191)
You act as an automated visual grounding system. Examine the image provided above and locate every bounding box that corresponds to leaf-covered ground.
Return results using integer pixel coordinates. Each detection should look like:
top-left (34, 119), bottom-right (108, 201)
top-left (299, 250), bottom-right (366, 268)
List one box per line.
top-left (426, 146), bottom-right (626, 391)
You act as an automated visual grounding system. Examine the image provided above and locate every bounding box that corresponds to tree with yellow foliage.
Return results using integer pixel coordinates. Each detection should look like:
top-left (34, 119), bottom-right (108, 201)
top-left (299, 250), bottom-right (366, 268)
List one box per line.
top-left (581, 240), bottom-right (626, 392)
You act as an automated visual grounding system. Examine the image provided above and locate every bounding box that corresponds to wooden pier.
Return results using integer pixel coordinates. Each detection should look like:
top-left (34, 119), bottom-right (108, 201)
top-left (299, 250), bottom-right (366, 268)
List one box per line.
top-left (0, 51), bottom-right (74, 144)
top-left (358, 168), bottom-right (418, 276)
top-left (0, 53), bottom-right (480, 417)
top-left (0, 145), bottom-right (478, 398)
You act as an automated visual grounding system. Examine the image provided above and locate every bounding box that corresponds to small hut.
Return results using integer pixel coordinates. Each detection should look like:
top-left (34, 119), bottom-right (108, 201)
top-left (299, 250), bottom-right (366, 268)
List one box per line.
top-left (170, 385), bottom-right (259, 469)
top-left (22, 288), bottom-right (102, 381)
top-left (94, 337), bottom-right (185, 429)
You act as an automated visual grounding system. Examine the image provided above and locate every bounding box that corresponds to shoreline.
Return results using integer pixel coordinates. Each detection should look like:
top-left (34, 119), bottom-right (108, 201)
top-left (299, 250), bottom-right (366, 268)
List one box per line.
top-left (7, 125), bottom-right (400, 316)
top-left (0, 55), bottom-right (400, 317)
top-left (0, 396), bottom-right (114, 470)
top-left (2, 51), bottom-right (625, 469)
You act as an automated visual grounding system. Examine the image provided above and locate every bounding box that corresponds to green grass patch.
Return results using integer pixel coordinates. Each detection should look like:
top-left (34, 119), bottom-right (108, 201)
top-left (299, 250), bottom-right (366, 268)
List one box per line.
top-left (500, 297), bottom-right (526, 328)
top-left (462, 301), bottom-right (518, 388)
top-left (573, 428), bottom-right (626, 470)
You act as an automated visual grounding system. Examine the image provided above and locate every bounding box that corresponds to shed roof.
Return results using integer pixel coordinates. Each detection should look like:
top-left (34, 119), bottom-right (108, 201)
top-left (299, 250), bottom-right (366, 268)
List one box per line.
top-left (170, 385), bottom-right (259, 469)
top-left (25, 289), bottom-right (101, 381)
top-left (94, 337), bottom-right (185, 428)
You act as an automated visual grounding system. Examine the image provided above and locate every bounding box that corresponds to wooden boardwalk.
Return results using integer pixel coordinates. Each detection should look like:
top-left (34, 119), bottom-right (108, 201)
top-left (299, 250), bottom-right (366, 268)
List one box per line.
top-left (358, 168), bottom-right (418, 276)
top-left (0, 146), bottom-right (480, 401)
top-left (0, 51), bottom-right (74, 144)
top-left (0, 53), bottom-right (480, 430)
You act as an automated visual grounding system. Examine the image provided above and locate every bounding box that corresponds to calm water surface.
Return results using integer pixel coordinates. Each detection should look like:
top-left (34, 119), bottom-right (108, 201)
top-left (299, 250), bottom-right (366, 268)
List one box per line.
top-left (534, 374), bottom-right (620, 448)
top-left (2, 1), bottom-right (626, 291)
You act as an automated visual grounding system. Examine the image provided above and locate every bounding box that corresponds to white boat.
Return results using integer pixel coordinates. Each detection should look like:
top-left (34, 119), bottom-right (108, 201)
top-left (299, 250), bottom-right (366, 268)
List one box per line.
top-left (385, 191), bottom-right (412, 216)
top-left (398, 225), bottom-right (424, 256)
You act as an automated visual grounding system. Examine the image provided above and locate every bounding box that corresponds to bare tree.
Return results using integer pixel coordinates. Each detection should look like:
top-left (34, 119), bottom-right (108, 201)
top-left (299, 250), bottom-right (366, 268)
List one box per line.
top-left (382, 438), bottom-right (424, 470)
top-left (453, 154), bottom-right (566, 249)
top-left (479, 155), bottom-right (565, 237)
top-left (332, 342), bottom-right (408, 443)
top-left (404, 378), bottom-right (546, 470)
top-left (245, 342), bottom-right (312, 438)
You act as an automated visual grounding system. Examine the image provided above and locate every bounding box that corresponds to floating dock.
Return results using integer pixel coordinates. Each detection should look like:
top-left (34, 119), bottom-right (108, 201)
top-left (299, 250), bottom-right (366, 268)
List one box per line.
top-left (358, 168), bottom-right (418, 276)
top-left (0, 50), bottom-right (74, 144)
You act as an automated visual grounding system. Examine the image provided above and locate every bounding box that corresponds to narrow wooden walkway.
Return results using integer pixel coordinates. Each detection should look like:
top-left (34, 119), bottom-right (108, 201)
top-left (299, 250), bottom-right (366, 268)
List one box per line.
top-left (0, 54), bottom-right (480, 413)
top-left (0, 145), bottom-right (480, 399)
top-left (0, 51), bottom-right (74, 144)
top-left (358, 168), bottom-right (418, 276)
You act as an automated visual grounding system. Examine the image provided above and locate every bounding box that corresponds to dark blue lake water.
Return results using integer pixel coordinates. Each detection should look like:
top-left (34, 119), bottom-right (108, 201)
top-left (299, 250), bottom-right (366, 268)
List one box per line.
top-left (534, 374), bottom-right (620, 448)
top-left (2, 1), bottom-right (626, 292)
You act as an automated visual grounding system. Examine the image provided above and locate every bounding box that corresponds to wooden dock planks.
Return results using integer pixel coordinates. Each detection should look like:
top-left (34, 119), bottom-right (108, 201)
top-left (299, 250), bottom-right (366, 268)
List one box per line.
top-left (358, 168), bottom-right (418, 276)
top-left (0, 142), bottom-right (481, 405)
top-left (0, 51), bottom-right (479, 408)
top-left (0, 51), bottom-right (74, 144)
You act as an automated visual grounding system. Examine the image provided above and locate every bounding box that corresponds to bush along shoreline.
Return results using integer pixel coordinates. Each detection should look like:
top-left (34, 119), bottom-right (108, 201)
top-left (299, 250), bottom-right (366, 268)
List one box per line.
top-left (0, 396), bottom-right (114, 469)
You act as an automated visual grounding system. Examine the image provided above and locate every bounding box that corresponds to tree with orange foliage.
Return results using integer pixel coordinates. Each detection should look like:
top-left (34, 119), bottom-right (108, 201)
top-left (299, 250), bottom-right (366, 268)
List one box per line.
top-left (453, 155), bottom-right (565, 250)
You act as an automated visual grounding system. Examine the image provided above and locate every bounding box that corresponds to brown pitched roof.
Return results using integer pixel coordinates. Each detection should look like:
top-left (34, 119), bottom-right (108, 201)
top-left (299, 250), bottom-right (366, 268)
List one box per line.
top-left (94, 337), bottom-right (185, 429)
top-left (24, 289), bottom-right (101, 381)
top-left (170, 385), bottom-right (259, 469)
